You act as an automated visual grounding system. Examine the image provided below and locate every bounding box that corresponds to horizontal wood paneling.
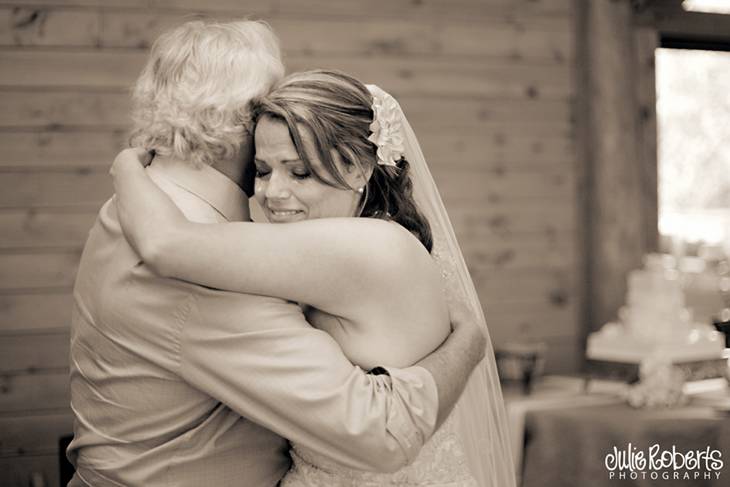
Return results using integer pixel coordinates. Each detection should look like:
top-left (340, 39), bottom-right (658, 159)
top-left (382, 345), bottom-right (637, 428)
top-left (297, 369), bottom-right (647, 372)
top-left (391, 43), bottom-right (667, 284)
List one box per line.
top-left (0, 7), bottom-right (98, 47)
top-left (434, 167), bottom-right (576, 204)
top-left (461, 236), bottom-right (576, 271)
top-left (0, 251), bottom-right (81, 289)
top-left (95, 14), bottom-right (573, 61)
top-left (0, 332), bottom-right (69, 373)
top-left (274, 0), bottom-right (573, 19)
top-left (403, 97), bottom-right (572, 132)
top-left (437, 22), bottom-right (572, 63)
top-left (450, 200), bottom-right (576, 237)
top-left (1, 7), bottom-right (572, 60)
top-left (474, 268), bottom-right (574, 304)
top-left (0, 50), bottom-right (573, 99)
top-left (0, 371), bottom-right (70, 412)
top-left (0, 1), bottom-right (572, 22)
top-left (0, 91), bottom-right (130, 129)
top-left (0, 292), bottom-right (74, 331)
top-left (0, 50), bottom-right (146, 89)
top-left (0, 0), bottom-right (145, 7)
top-left (0, 131), bottom-right (127, 168)
top-left (0, 208), bottom-right (96, 249)
top-left (0, 170), bottom-right (111, 208)
top-left (422, 133), bottom-right (573, 167)
top-left (0, 0), bottom-right (571, 24)
top-left (146, 0), bottom-right (573, 18)
top-left (286, 56), bottom-right (573, 100)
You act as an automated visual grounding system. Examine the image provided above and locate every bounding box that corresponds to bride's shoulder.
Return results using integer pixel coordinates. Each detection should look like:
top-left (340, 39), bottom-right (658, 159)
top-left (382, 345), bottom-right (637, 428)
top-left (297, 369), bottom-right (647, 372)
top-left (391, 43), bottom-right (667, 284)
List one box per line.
top-left (327, 217), bottom-right (431, 261)
top-left (290, 217), bottom-right (437, 282)
top-left (337, 217), bottom-right (439, 286)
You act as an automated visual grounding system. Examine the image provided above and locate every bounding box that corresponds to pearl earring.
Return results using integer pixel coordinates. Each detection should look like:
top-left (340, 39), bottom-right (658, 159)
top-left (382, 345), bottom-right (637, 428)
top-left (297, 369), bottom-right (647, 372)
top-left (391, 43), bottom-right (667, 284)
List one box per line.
top-left (356, 186), bottom-right (364, 194)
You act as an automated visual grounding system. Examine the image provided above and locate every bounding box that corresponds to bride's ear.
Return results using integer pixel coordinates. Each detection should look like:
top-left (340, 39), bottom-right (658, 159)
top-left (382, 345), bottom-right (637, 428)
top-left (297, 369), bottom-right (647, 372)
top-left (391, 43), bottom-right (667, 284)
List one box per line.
top-left (330, 147), bottom-right (373, 189)
top-left (344, 162), bottom-right (374, 190)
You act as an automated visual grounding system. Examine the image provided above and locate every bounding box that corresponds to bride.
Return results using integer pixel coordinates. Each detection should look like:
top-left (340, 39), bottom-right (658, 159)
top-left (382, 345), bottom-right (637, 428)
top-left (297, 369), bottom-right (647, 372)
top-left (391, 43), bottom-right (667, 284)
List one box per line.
top-left (111, 70), bottom-right (514, 486)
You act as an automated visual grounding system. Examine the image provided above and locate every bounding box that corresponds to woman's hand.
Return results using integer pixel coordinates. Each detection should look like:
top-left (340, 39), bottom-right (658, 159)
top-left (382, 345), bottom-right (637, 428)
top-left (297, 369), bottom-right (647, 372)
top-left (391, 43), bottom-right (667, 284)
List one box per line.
top-left (110, 148), bottom-right (154, 178)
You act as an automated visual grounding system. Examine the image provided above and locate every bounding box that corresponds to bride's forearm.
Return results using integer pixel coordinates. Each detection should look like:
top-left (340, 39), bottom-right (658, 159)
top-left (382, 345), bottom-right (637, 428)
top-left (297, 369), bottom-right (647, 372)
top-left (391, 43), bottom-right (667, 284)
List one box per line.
top-left (110, 148), bottom-right (190, 274)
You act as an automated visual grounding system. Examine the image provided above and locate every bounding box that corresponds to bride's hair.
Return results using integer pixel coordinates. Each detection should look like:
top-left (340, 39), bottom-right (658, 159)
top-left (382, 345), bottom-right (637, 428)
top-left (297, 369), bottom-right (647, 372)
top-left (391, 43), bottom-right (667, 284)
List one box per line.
top-left (251, 69), bottom-right (433, 252)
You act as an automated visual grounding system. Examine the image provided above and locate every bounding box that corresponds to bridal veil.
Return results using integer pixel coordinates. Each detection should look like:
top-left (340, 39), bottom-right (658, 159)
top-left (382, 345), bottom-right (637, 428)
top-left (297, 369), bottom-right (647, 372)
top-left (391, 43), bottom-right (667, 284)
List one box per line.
top-left (368, 85), bottom-right (516, 487)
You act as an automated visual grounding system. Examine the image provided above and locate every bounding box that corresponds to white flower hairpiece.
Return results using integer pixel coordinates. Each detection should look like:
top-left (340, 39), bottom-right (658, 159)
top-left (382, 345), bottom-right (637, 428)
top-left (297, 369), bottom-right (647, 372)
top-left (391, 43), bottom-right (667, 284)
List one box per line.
top-left (366, 85), bottom-right (405, 167)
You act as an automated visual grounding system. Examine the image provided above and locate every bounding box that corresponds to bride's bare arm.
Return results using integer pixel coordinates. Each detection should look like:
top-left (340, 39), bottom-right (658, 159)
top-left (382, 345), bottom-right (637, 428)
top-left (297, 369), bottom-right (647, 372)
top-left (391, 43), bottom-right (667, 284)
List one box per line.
top-left (110, 149), bottom-right (437, 318)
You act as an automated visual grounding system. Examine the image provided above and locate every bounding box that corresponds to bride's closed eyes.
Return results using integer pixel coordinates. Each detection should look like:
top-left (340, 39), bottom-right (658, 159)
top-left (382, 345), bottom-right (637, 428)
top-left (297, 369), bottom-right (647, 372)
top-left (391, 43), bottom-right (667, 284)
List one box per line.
top-left (253, 116), bottom-right (363, 222)
top-left (254, 159), bottom-right (312, 180)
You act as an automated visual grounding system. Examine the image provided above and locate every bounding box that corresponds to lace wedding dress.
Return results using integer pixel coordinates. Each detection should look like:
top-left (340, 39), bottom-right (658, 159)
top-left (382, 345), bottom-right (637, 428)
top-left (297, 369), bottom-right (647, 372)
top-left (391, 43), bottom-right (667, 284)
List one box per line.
top-left (281, 413), bottom-right (477, 486)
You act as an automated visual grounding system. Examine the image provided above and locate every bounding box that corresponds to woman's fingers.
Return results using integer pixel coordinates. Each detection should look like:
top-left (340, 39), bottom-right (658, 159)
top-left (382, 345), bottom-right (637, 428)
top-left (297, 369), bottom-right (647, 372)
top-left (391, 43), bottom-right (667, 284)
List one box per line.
top-left (111, 148), bottom-right (154, 176)
top-left (137, 148), bottom-right (154, 166)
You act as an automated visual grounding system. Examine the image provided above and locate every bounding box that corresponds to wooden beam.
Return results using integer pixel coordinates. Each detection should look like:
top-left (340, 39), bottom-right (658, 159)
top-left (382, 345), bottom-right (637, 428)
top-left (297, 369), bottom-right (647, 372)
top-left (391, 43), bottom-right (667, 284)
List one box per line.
top-left (581, 0), bottom-right (648, 333)
top-left (573, 0), bottom-right (590, 360)
top-left (634, 27), bottom-right (659, 253)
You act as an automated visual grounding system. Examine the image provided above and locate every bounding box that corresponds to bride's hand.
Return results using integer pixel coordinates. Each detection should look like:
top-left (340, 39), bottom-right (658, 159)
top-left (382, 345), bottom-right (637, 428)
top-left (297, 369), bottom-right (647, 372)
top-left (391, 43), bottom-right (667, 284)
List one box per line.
top-left (110, 147), bottom-right (154, 178)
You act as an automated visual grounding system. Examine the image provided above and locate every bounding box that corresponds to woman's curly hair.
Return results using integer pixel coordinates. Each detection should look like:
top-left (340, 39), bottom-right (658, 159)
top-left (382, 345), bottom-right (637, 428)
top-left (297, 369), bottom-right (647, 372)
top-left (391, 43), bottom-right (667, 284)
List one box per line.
top-left (130, 19), bottom-right (284, 167)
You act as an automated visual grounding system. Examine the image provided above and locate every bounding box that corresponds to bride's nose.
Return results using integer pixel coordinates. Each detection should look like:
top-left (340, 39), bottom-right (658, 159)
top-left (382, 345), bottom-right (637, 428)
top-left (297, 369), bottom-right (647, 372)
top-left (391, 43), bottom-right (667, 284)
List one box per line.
top-left (264, 170), bottom-right (292, 200)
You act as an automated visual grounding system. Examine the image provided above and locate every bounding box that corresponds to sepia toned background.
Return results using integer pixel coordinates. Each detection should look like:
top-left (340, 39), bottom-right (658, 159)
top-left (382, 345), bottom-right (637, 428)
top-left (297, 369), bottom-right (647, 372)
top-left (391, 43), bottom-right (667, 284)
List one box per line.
top-left (4, 0), bottom-right (724, 485)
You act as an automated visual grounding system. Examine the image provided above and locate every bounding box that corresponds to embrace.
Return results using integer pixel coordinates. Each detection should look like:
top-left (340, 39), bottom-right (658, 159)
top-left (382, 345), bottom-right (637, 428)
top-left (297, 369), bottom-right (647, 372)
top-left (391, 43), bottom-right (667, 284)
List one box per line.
top-left (67, 19), bottom-right (515, 487)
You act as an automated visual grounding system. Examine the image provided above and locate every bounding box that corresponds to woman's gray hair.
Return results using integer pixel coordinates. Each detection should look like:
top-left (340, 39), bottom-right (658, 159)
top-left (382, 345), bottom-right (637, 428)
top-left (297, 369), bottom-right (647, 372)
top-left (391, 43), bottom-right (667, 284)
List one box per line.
top-left (130, 19), bottom-right (285, 167)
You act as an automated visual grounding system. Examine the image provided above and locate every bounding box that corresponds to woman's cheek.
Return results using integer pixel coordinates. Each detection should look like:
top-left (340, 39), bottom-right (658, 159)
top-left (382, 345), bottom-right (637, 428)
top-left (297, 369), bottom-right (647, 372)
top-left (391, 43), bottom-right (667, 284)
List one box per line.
top-left (254, 179), bottom-right (266, 199)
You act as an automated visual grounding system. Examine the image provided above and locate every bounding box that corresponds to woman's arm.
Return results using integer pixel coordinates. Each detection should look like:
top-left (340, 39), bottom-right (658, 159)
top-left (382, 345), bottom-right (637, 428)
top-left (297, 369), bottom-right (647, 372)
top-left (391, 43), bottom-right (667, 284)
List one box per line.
top-left (110, 149), bottom-right (435, 318)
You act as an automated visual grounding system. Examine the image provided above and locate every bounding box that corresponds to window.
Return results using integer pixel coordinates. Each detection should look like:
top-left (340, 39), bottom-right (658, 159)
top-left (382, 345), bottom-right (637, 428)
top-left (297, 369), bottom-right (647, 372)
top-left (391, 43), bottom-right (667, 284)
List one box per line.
top-left (655, 47), bottom-right (730, 255)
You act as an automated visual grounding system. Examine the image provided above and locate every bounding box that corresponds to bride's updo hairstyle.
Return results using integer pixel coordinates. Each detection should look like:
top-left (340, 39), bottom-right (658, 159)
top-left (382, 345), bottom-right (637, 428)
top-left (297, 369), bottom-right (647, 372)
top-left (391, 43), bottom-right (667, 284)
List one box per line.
top-left (251, 69), bottom-right (433, 252)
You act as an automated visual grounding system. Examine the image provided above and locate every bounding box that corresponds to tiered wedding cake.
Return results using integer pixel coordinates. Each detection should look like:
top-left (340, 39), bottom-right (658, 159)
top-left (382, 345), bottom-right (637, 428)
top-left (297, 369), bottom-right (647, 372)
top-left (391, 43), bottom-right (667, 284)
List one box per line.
top-left (587, 254), bottom-right (725, 364)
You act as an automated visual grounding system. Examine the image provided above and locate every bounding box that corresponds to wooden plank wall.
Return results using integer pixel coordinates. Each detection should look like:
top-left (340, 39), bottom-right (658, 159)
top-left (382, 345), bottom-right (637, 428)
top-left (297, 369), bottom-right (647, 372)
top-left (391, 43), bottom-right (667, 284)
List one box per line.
top-left (0, 0), bottom-right (578, 484)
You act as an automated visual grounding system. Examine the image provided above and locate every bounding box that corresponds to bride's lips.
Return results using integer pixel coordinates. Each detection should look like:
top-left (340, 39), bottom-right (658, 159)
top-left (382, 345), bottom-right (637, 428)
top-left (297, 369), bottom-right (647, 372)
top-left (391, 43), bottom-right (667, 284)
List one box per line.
top-left (265, 206), bottom-right (305, 223)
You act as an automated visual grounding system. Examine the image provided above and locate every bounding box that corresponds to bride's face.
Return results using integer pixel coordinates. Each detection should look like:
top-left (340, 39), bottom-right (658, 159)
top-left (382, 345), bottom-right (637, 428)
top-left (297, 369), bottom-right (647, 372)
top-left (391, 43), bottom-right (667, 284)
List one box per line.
top-left (253, 116), bottom-right (362, 223)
